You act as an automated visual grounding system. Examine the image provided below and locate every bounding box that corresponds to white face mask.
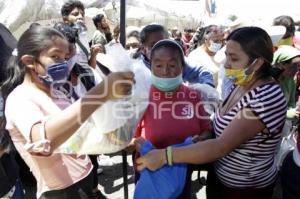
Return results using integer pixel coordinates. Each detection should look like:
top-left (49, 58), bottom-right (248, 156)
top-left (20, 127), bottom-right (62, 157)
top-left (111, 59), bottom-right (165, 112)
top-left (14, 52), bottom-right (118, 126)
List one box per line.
top-left (126, 48), bottom-right (138, 58)
top-left (208, 42), bottom-right (222, 53)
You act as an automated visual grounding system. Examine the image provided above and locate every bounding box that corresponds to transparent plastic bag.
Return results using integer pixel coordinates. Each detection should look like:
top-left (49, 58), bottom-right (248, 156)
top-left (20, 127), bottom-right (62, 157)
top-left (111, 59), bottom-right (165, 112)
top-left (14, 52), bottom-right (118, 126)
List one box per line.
top-left (57, 43), bottom-right (151, 154)
top-left (189, 83), bottom-right (220, 118)
top-left (275, 120), bottom-right (297, 169)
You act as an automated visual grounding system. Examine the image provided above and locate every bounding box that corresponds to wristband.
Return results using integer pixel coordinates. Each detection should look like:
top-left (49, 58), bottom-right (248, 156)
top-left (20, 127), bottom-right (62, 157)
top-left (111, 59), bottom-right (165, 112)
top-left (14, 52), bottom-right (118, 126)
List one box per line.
top-left (166, 146), bottom-right (173, 166)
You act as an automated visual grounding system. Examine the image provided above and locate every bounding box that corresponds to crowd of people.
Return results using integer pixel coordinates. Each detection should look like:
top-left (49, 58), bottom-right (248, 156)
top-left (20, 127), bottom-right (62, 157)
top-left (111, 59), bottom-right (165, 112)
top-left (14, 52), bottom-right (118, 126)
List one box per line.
top-left (1, 0), bottom-right (300, 199)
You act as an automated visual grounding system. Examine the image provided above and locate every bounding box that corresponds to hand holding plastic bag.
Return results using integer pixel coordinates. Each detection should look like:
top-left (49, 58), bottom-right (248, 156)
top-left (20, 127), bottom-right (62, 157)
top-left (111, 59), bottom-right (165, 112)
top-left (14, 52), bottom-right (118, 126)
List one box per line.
top-left (57, 43), bottom-right (151, 154)
top-left (134, 137), bottom-right (193, 199)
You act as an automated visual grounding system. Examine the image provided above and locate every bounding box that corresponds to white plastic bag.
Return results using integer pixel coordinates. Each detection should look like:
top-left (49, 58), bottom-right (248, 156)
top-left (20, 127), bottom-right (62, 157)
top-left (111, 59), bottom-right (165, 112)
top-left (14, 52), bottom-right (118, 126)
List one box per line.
top-left (57, 43), bottom-right (151, 154)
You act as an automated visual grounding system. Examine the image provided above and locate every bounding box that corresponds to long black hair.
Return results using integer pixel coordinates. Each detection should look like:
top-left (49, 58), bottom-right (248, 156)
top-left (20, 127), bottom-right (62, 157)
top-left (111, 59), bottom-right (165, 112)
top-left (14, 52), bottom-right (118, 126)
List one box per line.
top-left (0, 26), bottom-right (65, 152)
top-left (0, 23), bottom-right (17, 153)
top-left (1, 26), bottom-right (65, 97)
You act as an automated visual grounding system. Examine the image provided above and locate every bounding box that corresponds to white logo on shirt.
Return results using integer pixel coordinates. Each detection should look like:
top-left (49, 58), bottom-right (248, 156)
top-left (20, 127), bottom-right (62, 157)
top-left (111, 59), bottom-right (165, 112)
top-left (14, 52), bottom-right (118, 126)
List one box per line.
top-left (181, 104), bottom-right (194, 119)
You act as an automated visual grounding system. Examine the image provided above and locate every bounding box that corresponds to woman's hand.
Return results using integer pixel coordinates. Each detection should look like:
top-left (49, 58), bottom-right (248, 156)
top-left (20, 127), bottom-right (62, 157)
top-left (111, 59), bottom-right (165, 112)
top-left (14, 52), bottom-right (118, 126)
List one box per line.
top-left (105, 72), bottom-right (135, 101)
top-left (125, 137), bottom-right (146, 153)
top-left (192, 130), bottom-right (212, 143)
top-left (136, 149), bottom-right (166, 171)
top-left (90, 44), bottom-right (102, 56)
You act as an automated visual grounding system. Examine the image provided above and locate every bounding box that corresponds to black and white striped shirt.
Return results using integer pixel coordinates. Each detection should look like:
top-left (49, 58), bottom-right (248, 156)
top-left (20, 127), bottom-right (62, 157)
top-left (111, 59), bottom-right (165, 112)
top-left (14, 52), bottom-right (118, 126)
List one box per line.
top-left (213, 83), bottom-right (287, 188)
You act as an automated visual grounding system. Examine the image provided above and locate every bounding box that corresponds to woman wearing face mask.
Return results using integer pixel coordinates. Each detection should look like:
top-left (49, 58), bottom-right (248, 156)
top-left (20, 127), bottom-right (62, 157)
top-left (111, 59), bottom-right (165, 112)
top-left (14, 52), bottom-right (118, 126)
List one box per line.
top-left (1, 26), bottom-right (134, 199)
top-left (125, 30), bottom-right (141, 58)
top-left (129, 39), bottom-right (211, 198)
top-left (53, 22), bottom-right (108, 199)
top-left (271, 46), bottom-right (300, 199)
top-left (272, 45), bottom-right (300, 119)
top-left (187, 25), bottom-right (224, 86)
top-left (136, 27), bottom-right (287, 199)
top-left (273, 15), bottom-right (295, 47)
top-left (54, 22), bottom-right (97, 99)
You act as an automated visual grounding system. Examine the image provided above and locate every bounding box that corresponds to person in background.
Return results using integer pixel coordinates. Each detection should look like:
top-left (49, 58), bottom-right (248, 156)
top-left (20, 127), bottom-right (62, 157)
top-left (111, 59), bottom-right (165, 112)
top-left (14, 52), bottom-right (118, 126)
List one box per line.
top-left (182, 28), bottom-right (194, 50)
top-left (188, 25), bottom-right (225, 87)
top-left (271, 45), bottom-right (300, 199)
top-left (125, 29), bottom-right (141, 58)
top-left (188, 26), bottom-right (206, 54)
top-left (273, 15), bottom-right (296, 47)
top-left (61, 0), bottom-right (101, 72)
top-left (92, 14), bottom-right (112, 46)
top-left (281, 116), bottom-right (300, 199)
top-left (53, 22), bottom-right (95, 100)
top-left (54, 20), bottom-right (106, 199)
top-left (61, 0), bottom-right (105, 184)
top-left (61, 3), bottom-right (107, 197)
top-left (0, 22), bottom-right (25, 199)
top-left (272, 45), bottom-right (300, 120)
top-left (110, 25), bottom-right (120, 44)
top-left (136, 24), bottom-right (214, 87)
top-left (170, 26), bottom-right (178, 38)
top-left (136, 27), bottom-right (287, 199)
top-left (173, 30), bottom-right (188, 55)
top-left (294, 26), bottom-right (300, 50)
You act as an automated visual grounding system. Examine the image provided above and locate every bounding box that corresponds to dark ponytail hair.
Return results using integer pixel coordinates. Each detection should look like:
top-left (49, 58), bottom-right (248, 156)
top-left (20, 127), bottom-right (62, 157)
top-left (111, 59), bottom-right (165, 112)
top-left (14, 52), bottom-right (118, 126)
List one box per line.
top-left (0, 26), bottom-right (65, 153)
top-left (227, 27), bottom-right (274, 79)
top-left (2, 26), bottom-right (65, 97)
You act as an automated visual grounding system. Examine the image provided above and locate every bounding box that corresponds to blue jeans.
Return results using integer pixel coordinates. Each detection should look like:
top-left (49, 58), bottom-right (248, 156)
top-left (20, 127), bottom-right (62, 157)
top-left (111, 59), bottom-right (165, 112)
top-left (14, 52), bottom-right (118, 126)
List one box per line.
top-left (13, 179), bottom-right (25, 199)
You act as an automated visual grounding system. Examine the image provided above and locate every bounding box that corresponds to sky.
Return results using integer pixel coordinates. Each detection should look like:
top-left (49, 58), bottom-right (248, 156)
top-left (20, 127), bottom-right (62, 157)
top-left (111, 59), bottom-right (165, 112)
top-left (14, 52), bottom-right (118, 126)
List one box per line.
top-left (143, 0), bottom-right (300, 24)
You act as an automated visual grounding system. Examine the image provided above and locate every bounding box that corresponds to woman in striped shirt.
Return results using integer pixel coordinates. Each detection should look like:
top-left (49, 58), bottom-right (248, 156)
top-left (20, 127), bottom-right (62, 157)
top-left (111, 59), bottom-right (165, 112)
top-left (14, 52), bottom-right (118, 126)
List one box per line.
top-left (136, 27), bottom-right (287, 199)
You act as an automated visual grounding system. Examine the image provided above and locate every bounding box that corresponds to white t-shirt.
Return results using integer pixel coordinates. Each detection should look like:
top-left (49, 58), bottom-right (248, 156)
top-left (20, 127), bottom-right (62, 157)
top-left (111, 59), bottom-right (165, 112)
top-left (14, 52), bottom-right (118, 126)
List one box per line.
top-left (187, 46), bottom-right (220, 85)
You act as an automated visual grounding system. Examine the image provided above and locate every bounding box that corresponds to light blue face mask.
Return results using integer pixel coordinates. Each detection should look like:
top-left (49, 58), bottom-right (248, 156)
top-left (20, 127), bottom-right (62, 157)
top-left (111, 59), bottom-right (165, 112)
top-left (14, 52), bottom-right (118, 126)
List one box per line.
top-left (151, 73), bottom-right (183, 92)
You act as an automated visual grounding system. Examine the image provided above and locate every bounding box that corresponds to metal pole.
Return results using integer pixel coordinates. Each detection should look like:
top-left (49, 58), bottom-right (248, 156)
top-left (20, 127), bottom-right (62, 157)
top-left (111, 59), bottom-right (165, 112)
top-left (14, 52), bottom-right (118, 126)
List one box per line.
top-left (120, 0), bottom-right (126, 47)
top-left (120, 1), bottom-right (128, 198)
top-left (122, 150), bottom-right (128, 199)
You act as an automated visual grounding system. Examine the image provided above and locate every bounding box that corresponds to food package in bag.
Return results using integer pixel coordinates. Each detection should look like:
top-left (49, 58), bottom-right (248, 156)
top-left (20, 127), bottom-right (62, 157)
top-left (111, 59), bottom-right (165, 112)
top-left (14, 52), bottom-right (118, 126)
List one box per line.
top-left (56, 43), bottom-right (151, 154)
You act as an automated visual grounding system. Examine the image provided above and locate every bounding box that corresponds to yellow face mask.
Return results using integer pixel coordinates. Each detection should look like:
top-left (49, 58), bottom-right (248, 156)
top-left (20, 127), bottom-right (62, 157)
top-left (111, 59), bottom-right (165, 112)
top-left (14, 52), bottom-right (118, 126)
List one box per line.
top-left (225, 59), bottom-right (257, 86)
top-left (276, 37), bottom-right (293, 46)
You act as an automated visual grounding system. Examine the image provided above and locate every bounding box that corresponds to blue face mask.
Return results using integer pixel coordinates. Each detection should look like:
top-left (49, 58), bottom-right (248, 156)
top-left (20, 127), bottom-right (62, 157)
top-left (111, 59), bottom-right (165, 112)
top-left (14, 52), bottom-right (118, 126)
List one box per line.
top-left (151, 73), bottom-right (183, 92)
top-left (38, 61), bottom-right (69, 87)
